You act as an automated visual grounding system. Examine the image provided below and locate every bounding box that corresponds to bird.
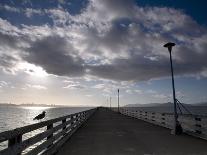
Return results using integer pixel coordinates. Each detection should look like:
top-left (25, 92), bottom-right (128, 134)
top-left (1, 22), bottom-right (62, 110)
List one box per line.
top-left (33, 111), bottom-right (46, 120)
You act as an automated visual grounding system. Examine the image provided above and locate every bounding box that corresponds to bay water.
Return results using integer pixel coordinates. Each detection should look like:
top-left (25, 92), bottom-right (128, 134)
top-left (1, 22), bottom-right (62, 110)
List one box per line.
top-left (0, 105), bottom-right (93, 153)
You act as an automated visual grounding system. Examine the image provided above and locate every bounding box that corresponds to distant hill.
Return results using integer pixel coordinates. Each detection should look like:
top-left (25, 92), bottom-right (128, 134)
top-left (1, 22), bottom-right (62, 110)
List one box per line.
top-left (125, 103), bottom-right (164, 107)
top-left (0, 103), bottom-right (17, 106)
top-left (191, 102), bottom-right (207, 106)
top-left (125, 102), bottom-right (194, 107)
top-left (0, 103), bottom-right (95, 108)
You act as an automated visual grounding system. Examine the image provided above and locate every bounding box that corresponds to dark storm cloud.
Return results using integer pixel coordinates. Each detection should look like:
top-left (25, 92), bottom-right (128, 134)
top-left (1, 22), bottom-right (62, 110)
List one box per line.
top-left (100, 21), bottom-right (130, 52)
top-left (175, 44), bottom-right (207, 74)
top-left (0, 32), bottom-right (19, 48)
top-left (25, 35), bottom-right (85, 77)
top-left (86, 22), bottom-right (207, 81)
top-left (88, 56), bottom-right (169, 81)
top-left (88, 46), bottom-right (207, 81)
top-left (0, 0), bottom-right (207, 81)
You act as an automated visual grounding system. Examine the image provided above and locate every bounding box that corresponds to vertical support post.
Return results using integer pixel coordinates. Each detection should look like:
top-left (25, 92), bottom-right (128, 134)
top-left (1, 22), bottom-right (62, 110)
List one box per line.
top-left (110, 97), bottom-right (112, 110)
top-left (79, 113), bottom-right (82, 123)
top-left (47, 124), bottom-right (53, 148)
top-left (164, 42), bottom-right (181, 135)
top-left (82, 112), bottom-right (85, 122)
top-left (71, 115), bottom-right (75, 130)
top-left (107, 98), bottom-right (108, 108)
top-left (118, 89), bottom-right (120, 113)
top-left (77, 113), bottom-right (81, 124)
top-left (82, 112), bottom-right (86, 121)
top-left (8, 134), bottom-right (22, 155)
top-left (62, 118), bottom-right (66, 130)
top-left (169, 48), bottom-right (178, 134)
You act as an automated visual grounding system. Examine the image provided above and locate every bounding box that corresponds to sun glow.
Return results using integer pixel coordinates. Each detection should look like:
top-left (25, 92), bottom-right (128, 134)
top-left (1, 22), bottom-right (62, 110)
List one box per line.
top-left (21, 106), bottom-right (52, 110)
top-left (18, 62), bottom-right (48, 77)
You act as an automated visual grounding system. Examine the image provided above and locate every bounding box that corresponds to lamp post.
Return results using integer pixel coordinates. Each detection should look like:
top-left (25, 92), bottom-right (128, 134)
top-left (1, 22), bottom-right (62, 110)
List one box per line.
top-left (118, 89), bottom-right (120, 113)
top-left (110, 97), bottom-right (112, 110)
top-left (164, 42), bottom-right (179, 135)
top-left (107, 98), bottom-right (108, 108)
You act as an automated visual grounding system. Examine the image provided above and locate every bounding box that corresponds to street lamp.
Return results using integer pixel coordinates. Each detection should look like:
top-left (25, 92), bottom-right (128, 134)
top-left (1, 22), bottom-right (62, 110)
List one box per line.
top-left (164, 42), bottom-right (181, 135)
top-left (110, 97), bottom-right (112, 110)
top-left (118, 89), bottom-right (120, 113)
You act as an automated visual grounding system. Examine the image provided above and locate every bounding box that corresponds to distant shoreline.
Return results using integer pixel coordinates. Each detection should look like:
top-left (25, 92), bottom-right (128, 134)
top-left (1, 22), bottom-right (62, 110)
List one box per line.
top-left (0, 103), bottom-right (95, 108)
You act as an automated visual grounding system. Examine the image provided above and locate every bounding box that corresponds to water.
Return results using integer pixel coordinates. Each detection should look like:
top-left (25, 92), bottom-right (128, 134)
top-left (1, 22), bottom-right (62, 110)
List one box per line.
top-left (0, 105), bottom-right (93, 153)
top-left (1, 105), bottom-right (206, 153)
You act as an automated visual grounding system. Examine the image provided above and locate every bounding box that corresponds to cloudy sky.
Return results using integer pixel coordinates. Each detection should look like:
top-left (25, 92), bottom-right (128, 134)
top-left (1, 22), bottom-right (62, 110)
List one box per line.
top-left (0, 0), bottom-right (207, 106)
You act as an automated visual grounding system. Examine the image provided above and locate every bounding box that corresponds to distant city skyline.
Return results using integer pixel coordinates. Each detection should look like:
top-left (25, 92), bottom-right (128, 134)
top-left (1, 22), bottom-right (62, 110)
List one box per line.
top-left (0, 0), bottom-right (207, 106)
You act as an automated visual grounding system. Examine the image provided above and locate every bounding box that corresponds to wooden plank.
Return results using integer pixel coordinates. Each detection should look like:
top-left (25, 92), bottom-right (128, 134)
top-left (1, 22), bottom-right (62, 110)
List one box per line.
top-left (26, 120), bottom-right (82, 155)
top-left (0, 109), bottom-right (96, 155)
top-left (26, 110), bottom-right (96, 155)
top-left (43, 119), bottom-right (85, 155)
top-left (47, 124), bottom-right (53, 142)
top-left (0, 117), bottom-right (77, 155)
top-left (50, 110), bottom-right (95, 154)
top-left (119, 108), bottom-right (207, 140)
top-left (0, 109), bottom-right (96, 142)
top-left (8, 134), bottom-right (22, 155)
top-left (0, 113), bottom-right (77, 142)
top-left (62, 119), bottom-right (66, 130)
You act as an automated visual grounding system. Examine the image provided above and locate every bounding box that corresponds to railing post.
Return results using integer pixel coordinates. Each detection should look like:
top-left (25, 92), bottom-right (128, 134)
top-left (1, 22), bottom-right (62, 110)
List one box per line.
top-left (84, 112), bottom-right (87, 120)
top-left (62, 118), bottom-right (66, 130)
top-left (81, 113), bottom-right (84, 122)
top-left (195, 117), bottom-right (202, 134)
top-left (80, 112), bottom-right (84, 122)
top-left (47, 124), bottom-right (53, 148)
top-left (79, 113), bottom-right (82, 123)
top-left (78, 113), bottom-right (81, 122)
top-left (8, 134), bottom-right (22, 155)
top-left (71, 116), bottom-right (75, 129)
top-left (76, 114), bottom-right (80, 125)
top-left (82, 112), bottom-right (85, 121)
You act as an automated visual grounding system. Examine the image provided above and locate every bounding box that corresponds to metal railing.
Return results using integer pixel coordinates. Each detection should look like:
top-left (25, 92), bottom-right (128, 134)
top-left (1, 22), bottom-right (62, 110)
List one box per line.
top-left (0, 108), bottom-right (96, 155)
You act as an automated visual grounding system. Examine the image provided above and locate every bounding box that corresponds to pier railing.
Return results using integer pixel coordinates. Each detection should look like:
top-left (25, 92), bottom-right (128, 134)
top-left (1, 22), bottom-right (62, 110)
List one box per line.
top-left (0, 108), bottom-right (96, 155)
top-left (117, 108), bottom-right (207, 140)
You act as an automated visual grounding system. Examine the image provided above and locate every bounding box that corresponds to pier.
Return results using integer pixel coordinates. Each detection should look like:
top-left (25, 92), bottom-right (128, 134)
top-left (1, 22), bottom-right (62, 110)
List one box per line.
top-left (57, 108), bottom-right (207, 155)
top-left (0, 107), bottom-right (207, 155)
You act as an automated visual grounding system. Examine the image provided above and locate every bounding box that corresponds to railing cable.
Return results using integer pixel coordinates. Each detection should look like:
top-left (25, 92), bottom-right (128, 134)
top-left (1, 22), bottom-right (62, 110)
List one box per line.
top-left (176, 99), bottom-right (193, 115)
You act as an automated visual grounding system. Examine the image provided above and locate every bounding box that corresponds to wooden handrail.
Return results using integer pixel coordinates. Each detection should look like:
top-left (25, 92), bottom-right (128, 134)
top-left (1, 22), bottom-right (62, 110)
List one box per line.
top-left (116, 108), bottom-right (207, 140)
top-left (0, 108), bottom-right (97, 155)
top-left (0, 112), bottom-right (80, 142)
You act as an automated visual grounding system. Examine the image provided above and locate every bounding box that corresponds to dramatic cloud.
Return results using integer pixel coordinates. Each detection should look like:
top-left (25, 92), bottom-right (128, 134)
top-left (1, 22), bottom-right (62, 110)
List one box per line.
top-left (26, 84), bottom-right (47, 90)
top-left (0, 4), bottom-right (42, 17)
top-left (25, 35), bottom-right (85, 77)
top-left (126, 89), bottom-right (143, 94)
top-left (0, 81), bottom-right (8, 88)
top-left (0, 54), bottom-right (17, 68)
top-left (0, 0), bottom-right (207, 82)
top-left (63, 81), bottom-right (85, 89)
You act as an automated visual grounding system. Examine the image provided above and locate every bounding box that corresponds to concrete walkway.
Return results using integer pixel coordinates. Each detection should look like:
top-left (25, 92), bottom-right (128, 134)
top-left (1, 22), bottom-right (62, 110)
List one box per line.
top-left (57, 108), bottom-right (207, 155)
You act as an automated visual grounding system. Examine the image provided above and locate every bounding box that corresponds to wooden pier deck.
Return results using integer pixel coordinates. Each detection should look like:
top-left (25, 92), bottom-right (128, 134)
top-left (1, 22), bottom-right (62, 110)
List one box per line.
top-left (57, 107), bottom-right (207, 155)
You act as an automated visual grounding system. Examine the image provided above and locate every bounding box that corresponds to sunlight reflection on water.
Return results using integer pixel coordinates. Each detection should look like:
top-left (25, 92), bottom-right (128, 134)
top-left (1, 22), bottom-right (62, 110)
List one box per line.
top-left (0, 105), bottom-right (92, 153)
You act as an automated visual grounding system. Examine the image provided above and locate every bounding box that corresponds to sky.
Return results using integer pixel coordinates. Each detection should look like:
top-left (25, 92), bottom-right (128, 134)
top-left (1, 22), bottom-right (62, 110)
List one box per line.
top-left (0, 0), bottom-right (207, 106)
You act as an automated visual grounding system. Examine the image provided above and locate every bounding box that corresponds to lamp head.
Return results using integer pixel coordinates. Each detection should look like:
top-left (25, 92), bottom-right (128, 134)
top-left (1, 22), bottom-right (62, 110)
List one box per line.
top-left (164, 42), bottom-right (175, 52)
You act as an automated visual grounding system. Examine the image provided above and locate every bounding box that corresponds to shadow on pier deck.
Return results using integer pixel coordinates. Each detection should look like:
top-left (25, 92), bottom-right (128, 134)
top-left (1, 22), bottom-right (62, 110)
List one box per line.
top-left (57, 107), bottom-right (207, 155)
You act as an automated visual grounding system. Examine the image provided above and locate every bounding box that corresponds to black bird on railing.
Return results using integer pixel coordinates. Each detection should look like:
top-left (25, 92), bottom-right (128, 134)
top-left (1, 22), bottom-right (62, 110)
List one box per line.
top-left (33, 111), bottom-right (46, 120)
